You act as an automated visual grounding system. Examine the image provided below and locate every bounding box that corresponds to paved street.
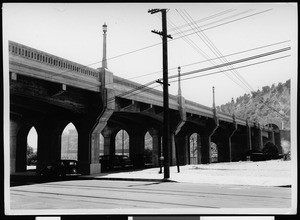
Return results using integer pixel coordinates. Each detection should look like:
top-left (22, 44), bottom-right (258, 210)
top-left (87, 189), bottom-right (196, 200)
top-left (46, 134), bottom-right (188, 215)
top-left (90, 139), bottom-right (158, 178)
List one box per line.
top-left (10, 179), bottom-right (291, 213)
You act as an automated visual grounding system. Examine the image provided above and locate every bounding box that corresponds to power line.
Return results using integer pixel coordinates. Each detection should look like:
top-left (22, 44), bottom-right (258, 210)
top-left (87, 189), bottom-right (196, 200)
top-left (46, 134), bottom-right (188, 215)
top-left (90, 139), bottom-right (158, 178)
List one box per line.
top-left (178, 8), bottom-right (290, 120)
top-left (166, 47), bottom-right (291, 81)
top-left (171, 8), bottom-right (254, 36)
top-left (105, 48), bottom-right (290, 106)
top-left (92, 9), bottom-right (274, 67)
top-left (175, 8), bottom-right (273, 38)
top-left (107, 54), bottom-right (291, 121)
top-left (37, 8), bottom-right (275, 83)
top-left (126, 39), bottom-right (290, 81)
top-left (168, 8), bottom-right (237, 32)
top-left (180, 9), bottom-right (254, 92)
top-left (176, 9), bottom-right (252, 92)
top-left (169, 55), bottom-right (290, 83)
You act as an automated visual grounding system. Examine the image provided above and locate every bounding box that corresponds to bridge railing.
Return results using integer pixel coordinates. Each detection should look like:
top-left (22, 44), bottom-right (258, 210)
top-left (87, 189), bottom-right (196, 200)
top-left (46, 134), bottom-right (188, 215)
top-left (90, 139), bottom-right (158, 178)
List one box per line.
top-left (9, 41), bottom-right (99, 79)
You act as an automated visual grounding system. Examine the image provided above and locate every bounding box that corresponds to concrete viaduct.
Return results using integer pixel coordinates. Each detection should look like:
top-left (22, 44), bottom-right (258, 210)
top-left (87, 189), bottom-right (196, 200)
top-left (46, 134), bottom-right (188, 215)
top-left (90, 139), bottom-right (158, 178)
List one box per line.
top-left (9, 40), bottom-right (282, 175)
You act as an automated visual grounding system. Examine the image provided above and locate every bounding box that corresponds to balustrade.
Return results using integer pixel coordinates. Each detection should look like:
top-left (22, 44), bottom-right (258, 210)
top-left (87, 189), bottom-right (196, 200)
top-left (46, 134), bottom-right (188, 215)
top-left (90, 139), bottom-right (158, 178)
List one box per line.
top-left (9, 41), bottom-right (99, 79)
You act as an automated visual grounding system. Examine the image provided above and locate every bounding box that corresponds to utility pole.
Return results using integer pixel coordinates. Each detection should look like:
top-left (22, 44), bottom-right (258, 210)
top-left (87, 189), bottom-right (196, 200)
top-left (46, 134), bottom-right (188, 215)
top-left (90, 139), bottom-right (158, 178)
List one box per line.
top-left (148, 8), bottom-right (172, 179)
top-left (122, 129), bottom-right (124, 155)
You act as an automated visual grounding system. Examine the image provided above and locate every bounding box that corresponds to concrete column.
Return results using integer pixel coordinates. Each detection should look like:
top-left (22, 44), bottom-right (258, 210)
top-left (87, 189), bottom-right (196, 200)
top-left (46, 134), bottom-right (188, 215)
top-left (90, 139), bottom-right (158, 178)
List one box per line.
top-left (129, 132), bottom-right (145, 168)
top-left (268, 131), bottom-right (275, 144)
top-left (36, 123), bottom-right (55, 172)
top-left (196, 134), bottom-right (202, 164)
top-left (10, 117), bottom-right (21, 173)
top-left (149, 129), bottom-right (160, 166)
top-left (230, 126), bottom-right (248, 161)
top-left (252, 127), bottom-right (263, 151)
top-left (175, 134), bottom-right (189, 165)
top-left (274, 132), bottom-right (282, 153)
top-left (77, 119), bottom-right (104, 175)
top-left (214, 138), bottom-right (227, 163)
top-left (246, 125), bottom-right (252, 151)
top-left (77, 128), bottom-right (90, 174)
top-left (171, 134), bottom-right (177, 166)
top-left (200, 135), bottom-right (211, 164)
top-left (101, 128), bottom-right (114, 156)
top-left (37, 118), bottom-right (75, 172)
top-left (91, 132), bottom-right (100, 166)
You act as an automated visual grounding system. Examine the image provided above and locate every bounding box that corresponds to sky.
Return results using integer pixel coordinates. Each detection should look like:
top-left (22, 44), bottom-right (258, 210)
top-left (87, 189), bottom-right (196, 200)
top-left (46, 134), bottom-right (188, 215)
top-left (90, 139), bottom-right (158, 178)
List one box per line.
top-left (3, 3), bottom-right (298, 149)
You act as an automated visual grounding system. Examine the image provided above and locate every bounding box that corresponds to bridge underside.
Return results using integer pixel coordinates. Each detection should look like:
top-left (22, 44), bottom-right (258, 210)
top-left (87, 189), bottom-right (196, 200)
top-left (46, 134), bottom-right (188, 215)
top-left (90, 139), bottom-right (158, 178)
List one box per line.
top-left (10, 91), bottom-right (282, 175)
top-left (10, 72), bottom-right (104, 174)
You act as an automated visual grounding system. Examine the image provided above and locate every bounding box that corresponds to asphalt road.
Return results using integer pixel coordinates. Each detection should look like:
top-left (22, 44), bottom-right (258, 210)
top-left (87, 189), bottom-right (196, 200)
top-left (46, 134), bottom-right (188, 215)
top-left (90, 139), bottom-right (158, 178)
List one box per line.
top-left (9, 178), bottom-right (291, 214)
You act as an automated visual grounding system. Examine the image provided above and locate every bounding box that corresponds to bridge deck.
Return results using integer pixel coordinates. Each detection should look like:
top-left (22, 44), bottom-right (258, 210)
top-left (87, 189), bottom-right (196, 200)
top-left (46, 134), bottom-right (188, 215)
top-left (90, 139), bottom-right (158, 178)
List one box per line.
top-left (9, 41), bottom-right (252, 127)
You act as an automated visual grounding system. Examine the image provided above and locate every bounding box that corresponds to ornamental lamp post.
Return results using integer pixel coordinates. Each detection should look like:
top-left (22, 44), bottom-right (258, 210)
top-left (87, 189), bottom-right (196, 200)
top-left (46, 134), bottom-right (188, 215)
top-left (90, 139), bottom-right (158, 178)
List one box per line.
top-left (102, 22), bottom-right (108, 69)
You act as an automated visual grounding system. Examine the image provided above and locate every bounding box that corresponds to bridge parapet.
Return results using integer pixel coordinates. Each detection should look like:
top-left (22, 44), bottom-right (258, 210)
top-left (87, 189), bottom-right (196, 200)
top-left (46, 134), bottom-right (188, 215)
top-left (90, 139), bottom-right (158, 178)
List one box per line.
top-left (9, 41), bottom-right (100, 91)
top-left (113, 76), bottom-right (179, 109)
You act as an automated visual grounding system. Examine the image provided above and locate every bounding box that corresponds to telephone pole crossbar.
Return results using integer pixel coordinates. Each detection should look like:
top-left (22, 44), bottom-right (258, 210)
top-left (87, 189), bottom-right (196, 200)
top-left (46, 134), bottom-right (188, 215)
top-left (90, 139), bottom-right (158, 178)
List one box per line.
top-left (148, 8), bottom-right (172, 179)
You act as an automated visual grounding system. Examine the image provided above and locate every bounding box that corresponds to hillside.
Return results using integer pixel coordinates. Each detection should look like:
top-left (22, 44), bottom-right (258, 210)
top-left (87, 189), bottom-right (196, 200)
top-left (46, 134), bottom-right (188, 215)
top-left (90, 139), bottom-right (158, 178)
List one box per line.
top-left (216, 79), bottom-right (290, 130)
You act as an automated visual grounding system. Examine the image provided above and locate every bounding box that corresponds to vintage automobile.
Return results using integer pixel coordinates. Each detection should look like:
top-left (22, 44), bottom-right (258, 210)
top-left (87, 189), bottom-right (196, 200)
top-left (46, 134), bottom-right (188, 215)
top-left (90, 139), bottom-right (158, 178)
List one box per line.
top-left (99, 155), bottom-right (132, 171)
top-left (39, 159), bottom-right (80, 178)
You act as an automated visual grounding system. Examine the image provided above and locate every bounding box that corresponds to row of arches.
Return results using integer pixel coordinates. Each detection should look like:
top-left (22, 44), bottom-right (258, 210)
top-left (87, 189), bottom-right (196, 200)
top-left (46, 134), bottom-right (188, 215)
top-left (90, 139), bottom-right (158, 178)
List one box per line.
top-left (25, 123), bottom-right (214, 171)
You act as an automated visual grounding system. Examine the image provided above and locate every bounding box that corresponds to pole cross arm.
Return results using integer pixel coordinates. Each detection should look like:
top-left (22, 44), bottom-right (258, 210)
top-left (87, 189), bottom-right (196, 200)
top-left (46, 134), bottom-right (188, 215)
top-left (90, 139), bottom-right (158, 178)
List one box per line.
top-left (151, 30), bottom-right (173, 39)
top-left (156, 79), bottom-right (170, 86)
top-left (148, 9), bottom-right (161, 14)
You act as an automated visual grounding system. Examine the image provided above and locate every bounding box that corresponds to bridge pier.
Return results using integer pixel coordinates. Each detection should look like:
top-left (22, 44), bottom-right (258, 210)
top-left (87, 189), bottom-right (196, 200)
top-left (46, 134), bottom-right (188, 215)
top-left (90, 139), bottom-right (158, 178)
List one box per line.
top-left (212, 122), bottom-right (237, 163)
top-left (76, 118), bottom-right (101, 175)
top-left (268, 130), bottom-right (275, 144)
top-left (274, 131), bottom-right (282, 154)
top-left (101, 126), bottom-right (115, 156)
top-left (148, 128), bottom-right (161, 166)
top-left (10, 117), bottom-right (19, 173)
top-left (175, 134), bottom-right (189, 165)
top-left (231, 126), bottom-right (248, 161)
top-left (129, 131), bottom-right (146, 168)
top-left (251, 124), bottom-right (263, 151)
top-left (36, 118), bottom-right (62, 172)
top-left (246, 123), bottom-right (252, 151)
top-left (10, 115), bottom-right (25, 173)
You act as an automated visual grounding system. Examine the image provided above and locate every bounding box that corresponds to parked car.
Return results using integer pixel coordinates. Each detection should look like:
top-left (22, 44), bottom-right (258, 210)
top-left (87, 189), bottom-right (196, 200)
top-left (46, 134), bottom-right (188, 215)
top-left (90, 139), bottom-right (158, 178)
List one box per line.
top-left (99, 155), bottom-right (132, 170)
top-left (243, 149), bottom-right (265, 161)
top-left (39, 159), bottom-right (80, 178)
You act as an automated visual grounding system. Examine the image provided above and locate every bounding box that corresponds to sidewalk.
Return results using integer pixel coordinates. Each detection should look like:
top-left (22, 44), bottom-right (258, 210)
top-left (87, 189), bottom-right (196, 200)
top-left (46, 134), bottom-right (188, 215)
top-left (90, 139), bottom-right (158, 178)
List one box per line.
top-left (81, 159), bottom-right (292, 187)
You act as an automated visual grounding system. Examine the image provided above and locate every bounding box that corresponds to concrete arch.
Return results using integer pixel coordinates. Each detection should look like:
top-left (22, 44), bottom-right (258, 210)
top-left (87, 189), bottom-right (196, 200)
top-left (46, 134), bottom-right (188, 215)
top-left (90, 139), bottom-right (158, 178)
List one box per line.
top-left (144, 127), bottom-right (161, 166)
top-left (264, 123), bottom-right (282, 153)
top-left (15, 121), bottom-right (38, 172)
top-left (115, 129), bottom-right (130, 156)
top-left (61, 122), bottom-right (78, 160)
top-left (27, 127), bottom-right (38, 170)
top-left (265, 123), bottom-right (280, 132)
top-left (189, 133), bottom-right (201, 164)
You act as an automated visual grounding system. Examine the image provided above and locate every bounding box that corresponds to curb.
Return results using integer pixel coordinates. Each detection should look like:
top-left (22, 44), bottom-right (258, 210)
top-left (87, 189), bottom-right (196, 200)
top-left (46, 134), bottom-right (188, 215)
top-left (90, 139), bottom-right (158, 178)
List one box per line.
top-left (78, 176), bottom-right (177, 183)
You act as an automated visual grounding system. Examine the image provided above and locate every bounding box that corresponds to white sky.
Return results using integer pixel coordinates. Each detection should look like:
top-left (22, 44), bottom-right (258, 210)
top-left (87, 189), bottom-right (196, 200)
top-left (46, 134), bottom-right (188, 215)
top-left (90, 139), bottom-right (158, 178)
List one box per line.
top-left (3, 3), bottom-right (298, 149)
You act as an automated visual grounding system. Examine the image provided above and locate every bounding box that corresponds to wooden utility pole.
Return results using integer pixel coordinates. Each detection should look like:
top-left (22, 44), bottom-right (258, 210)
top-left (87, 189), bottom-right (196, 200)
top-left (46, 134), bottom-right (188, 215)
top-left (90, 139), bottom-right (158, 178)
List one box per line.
top-left (148, 8), bottom-right (172, 179)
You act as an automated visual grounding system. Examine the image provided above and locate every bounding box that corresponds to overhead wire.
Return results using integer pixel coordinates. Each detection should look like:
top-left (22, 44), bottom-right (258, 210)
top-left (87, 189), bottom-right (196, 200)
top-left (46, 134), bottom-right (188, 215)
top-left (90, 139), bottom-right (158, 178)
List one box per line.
top-left (127, 9), bottom-right (256, 80)
top-left (167, 47), bottom-right (291, 80)
top-left (175, 9), bottom-right (289, 119)
top-left (181, 9), bottom-right (255, 92)
top-left (107, 54), bottom-right (291, 113)
top-left (174, 8), bottom-right (273, 38)
top-left (127, 39), bottom-right (290, 81)
top-left (175, 9), bottom-right (253, 91)
top-left (168, 8), bottom-right (237, 32)
top-left (105, 47), bottom-right (291, 105)
top-left (169, 55), bottom-right (290, 83)
top-left (36, 8), bottom-right (274, 84)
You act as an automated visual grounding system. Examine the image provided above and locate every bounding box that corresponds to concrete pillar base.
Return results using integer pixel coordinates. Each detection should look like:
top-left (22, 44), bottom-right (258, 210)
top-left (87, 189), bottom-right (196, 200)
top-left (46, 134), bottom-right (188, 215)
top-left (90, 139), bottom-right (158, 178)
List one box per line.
top-left (90, 163), bottom-right (101, 174)
top-left (80, 163), bottom-right (101, 175)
